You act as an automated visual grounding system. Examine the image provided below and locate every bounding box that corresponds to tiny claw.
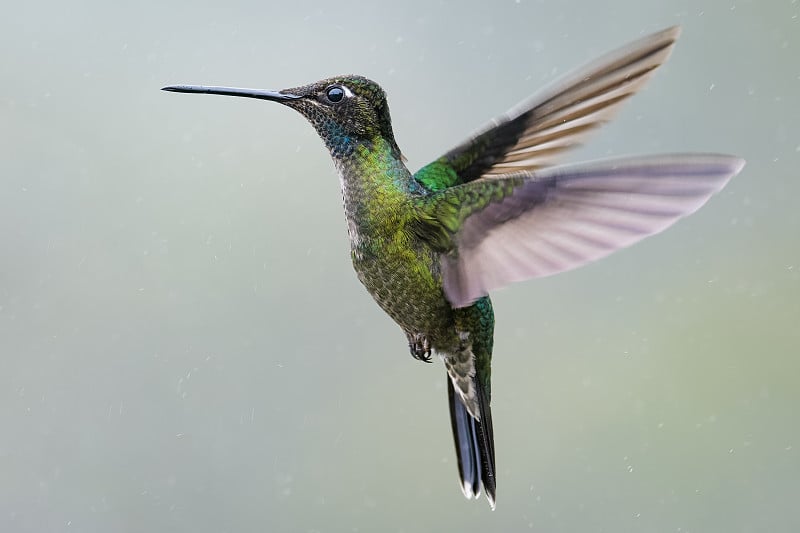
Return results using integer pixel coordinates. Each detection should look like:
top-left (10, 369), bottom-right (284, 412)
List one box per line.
top-left (407, 333), bottom-right (433, 363)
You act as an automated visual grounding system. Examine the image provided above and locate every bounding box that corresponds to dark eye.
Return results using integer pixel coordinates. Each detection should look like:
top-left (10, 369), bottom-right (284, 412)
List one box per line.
top-left (326, 86), bottom-right (344, 103)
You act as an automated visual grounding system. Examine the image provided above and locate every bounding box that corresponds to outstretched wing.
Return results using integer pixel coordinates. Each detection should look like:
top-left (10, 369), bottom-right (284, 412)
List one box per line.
top-left (413, 27), bottom-right (681, 191)
top-left (418, 154), bottom-right (744, 308)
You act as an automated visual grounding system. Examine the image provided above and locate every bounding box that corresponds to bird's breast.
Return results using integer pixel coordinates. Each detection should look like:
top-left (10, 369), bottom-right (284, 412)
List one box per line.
top-left (348, 217), bottom-right (453, 341)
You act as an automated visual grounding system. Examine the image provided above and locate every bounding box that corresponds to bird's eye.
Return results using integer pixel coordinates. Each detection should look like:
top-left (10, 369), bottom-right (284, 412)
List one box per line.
top-left (326, 86), bottom-right (345, 103)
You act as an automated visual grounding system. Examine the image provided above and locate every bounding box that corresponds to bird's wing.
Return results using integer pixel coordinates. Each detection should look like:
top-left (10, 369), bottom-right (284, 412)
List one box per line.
top-left (415, 154), bottom-right (744, 308)
top-left (413, 27), bottom-right (681, 192)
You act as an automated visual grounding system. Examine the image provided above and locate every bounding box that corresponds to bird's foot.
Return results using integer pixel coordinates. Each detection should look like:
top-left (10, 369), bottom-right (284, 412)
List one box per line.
top-left (407, 333), bottom-right (432, 363)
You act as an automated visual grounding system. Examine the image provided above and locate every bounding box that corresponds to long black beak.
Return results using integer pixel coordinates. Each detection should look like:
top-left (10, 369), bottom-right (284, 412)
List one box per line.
top-left (161, 85), bottom-right (301, 102)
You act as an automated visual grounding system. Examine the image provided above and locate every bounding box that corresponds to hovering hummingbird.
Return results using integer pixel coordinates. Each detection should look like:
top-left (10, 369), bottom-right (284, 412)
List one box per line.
top-left (163, 26), bottom-right (743, 509)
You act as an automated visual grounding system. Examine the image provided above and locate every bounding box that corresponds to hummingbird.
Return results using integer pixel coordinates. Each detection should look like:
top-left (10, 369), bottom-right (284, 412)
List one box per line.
top-left (163, 26), bottom-right (743, 509)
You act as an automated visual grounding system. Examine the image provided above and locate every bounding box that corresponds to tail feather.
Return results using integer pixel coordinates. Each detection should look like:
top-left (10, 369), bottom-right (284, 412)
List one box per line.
top-left (448, 377), bottom-right (496, 509)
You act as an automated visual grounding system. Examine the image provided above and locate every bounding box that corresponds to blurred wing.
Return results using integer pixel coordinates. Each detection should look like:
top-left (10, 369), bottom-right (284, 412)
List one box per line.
top-left (413, 26), bottom-right (681, 191)
top-left (438, 154), bottom-right (745, 308)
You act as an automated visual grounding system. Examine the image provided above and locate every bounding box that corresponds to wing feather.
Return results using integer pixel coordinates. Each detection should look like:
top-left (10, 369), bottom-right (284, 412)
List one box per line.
top-left (440, 154), bottom-right (745, 307)
top-left (414, 27), bottom-right (682, 188)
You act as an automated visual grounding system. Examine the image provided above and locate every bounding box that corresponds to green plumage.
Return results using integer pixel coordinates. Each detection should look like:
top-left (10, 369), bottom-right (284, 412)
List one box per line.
top-left (163, 26), bottom-right (744, 510)
top-left (339, 137), bottom-right (463, 350)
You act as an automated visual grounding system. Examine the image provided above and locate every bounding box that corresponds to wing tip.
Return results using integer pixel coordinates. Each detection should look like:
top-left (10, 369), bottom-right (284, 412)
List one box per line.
top-left (714, 155), bottom-right (746, 192)
top-left (678, 153), bottom-right (746, 188)
top-left (633, 25), bottom-right (681, 51)
top-left (729, 156), bottom-right (747, 176)
top-left (654, 24), bottom-right (682, 41)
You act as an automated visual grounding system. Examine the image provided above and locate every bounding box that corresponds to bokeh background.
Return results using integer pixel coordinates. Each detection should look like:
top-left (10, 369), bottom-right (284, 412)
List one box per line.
top-left (2, 0), bottom-right (798, 531)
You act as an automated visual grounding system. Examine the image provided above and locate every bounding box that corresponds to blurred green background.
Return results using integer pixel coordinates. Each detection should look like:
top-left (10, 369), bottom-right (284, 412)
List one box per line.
top-left (2, 0), bottom-right (798, 531)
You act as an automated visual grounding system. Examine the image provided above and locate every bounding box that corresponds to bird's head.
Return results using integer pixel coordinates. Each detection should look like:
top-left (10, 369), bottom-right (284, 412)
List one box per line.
top-left (163, 75), bottom-right (400, 159)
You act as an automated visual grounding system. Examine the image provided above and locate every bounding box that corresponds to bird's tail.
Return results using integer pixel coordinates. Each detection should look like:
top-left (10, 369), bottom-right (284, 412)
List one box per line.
top-left (448, 375), bottom-right (496, 509)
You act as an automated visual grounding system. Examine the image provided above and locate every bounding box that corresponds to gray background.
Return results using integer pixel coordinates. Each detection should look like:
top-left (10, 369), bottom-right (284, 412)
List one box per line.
top-left (2, 0), bottom-right (798, 531)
